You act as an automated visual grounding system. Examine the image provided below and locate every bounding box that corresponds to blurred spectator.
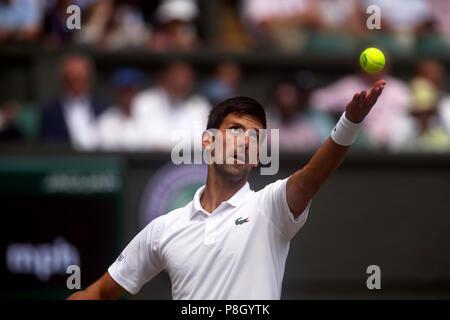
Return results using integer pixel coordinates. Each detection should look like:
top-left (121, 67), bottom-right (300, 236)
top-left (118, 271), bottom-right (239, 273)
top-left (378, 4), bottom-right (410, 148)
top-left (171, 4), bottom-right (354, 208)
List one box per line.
top-left (417, 58), bottom-right (445, 90)
top-left (96, 68), bottom-right (146, 151)
top-left (150, 0), bottom-right (199, 51)
top-left (43, 0), bottom-right (73, 45)
top-left (202, 62), bottom-right (242, 105)
top-left (388, 77), bottom-right (450, 152)
top-left (267, 74), bottom-right (334, 152)
top-left (0, 100), bottom-right (22, 141)
top-left (314, 0), bottom-right (365, 35)
top-left (415, 59), bottom-right (450, 136)
top-left (74, 0), bottom-right (114, 46)
top-left (40, 54), bottom-right (107, 150)
top-left (102, 0), bottom-right (151, 50)
top-left (427, 0), bottom-right (450, 38)
top-left (240, 0), bottom-right (320, 51)
top-left (215, 0), bottom-right (253, 51)
top-left (358, 0), bottom-right (432, 33)
top-left (132, 61), bottom-right (211, 151)
top-left (0, 0), bottom-right (44, 43)
top-left (43, 0), bottom-right (97, 46)
top-left (310, 58), bottom-right (411, 148)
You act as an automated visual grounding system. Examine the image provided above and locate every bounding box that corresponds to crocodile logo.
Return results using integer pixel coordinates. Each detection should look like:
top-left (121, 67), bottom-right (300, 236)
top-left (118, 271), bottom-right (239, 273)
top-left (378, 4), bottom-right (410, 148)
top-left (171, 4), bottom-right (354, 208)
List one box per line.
top-left (235, 217), bottom-right (249, 225)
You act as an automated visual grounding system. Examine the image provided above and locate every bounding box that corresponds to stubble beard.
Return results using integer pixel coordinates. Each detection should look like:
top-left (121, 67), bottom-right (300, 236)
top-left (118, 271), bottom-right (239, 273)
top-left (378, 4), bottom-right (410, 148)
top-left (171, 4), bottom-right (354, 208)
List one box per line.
top-left (213, 162), bottom-right (252, 184)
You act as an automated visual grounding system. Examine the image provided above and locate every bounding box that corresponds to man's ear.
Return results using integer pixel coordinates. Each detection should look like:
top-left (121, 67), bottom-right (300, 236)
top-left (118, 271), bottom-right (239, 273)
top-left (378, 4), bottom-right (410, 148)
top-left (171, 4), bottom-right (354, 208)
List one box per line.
top-left (202, 130), bottom-right (214, 150)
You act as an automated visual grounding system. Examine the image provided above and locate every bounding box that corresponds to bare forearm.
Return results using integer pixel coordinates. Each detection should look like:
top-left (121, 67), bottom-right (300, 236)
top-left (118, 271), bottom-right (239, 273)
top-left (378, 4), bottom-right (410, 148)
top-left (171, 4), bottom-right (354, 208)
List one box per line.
top-left (286, 80), bottom-right (386, 218)
top-left (287, 137), bottom-right (349, 218)
top-left (292, 137), bottom-right (349, 196)
top-left (67, 289), bottom-right (100, 300)
top-left (66, 272), bottom-right (126, 300)
top-left (67, 283), bottom-right (106, 300)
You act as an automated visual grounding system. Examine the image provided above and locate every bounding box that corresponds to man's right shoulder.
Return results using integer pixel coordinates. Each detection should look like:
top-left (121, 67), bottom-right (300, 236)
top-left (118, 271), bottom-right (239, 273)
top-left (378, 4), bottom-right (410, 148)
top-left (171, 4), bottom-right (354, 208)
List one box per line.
top-left (163, 201), bottom-right (193, 220)
top-left (149, 201), bottom-right (193, 226)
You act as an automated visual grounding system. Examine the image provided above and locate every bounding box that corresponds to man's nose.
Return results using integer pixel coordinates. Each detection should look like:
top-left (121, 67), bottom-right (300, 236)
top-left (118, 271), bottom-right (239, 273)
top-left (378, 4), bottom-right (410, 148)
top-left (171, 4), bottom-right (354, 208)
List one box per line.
top-left (237, 134), bottom-right (250, 148)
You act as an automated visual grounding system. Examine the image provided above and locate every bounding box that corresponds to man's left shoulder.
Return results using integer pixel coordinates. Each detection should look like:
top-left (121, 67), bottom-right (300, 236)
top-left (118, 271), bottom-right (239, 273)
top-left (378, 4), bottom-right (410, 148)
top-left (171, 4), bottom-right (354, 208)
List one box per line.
top-left (255, 177), bottom-right (289, 196)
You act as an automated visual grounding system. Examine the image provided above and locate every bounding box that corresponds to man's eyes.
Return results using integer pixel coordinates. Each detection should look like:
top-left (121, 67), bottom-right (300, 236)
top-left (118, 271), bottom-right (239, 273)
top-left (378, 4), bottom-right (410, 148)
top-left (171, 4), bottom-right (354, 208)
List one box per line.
top-left (248, 131), bottom-right (258, 140)
top-left (229, 127), bottom-right (258, 139)
top-left (228, 127), bottom-right (244, 136)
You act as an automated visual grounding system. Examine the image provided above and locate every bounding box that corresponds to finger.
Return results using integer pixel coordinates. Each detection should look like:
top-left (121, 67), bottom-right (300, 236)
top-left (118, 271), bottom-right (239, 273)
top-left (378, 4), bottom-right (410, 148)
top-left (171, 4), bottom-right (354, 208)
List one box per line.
top-left (374, 79), bottom-right (386, 88)
top-left (359, 91), bottom-right (367, 106)
top-left (367, 79), bottom-right (385, 97)
top-left (368, 86), bottom-right (384, 105)
top-left (367, 87), bottom-right (380, 103)
top-left (347, 92), bottom-right (360, 108)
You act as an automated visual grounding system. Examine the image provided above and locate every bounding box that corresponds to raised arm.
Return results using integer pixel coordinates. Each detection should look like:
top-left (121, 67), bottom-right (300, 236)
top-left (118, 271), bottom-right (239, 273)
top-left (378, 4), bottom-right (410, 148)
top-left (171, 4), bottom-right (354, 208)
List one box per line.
top-left (287, 80), bottom-right (386, 218)
top-left (66, 271), bottom-right (126, 300)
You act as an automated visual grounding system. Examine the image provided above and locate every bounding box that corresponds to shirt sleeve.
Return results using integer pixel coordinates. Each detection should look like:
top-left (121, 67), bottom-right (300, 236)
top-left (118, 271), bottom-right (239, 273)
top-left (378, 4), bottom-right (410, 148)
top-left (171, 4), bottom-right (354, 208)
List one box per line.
top-left (259, 177), bottom-right (311, 241)
top-left (108, 216), bottom-right (164, 295)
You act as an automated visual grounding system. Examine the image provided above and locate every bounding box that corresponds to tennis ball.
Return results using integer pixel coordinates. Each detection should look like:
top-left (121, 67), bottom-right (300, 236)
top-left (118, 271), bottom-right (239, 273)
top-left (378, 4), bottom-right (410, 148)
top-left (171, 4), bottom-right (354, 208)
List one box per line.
top-left (360, 48), bottom-right (385, 74)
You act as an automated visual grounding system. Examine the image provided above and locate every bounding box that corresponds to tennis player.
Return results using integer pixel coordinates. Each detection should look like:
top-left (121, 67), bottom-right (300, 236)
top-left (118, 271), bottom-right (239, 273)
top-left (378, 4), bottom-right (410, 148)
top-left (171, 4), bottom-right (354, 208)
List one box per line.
top-left (68, 80), bottom-right (386, 300)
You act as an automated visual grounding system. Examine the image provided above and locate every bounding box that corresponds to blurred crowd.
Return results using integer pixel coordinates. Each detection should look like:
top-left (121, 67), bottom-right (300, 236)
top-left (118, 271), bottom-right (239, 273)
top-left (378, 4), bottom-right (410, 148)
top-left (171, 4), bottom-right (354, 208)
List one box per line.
top-left (1, 0), bottom-right (450, 153)
top-left (1, 52), bottom-right (449, 153)
top-left (0, 0), bottom-right (449, 52)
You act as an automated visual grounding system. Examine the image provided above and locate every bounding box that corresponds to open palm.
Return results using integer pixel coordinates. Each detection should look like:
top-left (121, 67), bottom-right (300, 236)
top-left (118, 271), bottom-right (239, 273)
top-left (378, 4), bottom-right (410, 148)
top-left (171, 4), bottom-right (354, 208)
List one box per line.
top-left (345, 80), bottom-right (386, 123)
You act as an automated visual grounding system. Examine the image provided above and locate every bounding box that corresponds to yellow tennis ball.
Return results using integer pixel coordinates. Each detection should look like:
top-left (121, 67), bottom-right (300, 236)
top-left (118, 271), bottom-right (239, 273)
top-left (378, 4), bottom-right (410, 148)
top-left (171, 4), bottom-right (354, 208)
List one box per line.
top-left (360, 48), bottom-right (385, 74)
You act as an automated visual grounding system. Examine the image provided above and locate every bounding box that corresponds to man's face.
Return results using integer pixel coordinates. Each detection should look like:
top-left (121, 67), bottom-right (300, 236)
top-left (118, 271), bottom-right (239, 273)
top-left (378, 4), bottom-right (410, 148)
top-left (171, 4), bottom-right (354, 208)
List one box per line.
top-left (62, 57), bottom-right (91, 97)
top-left (163, 63), bottom-right (194, 100)
top-left (275, 82), bottom-right (300, 117)
top-left (203, 112), bottom-right (264, 182)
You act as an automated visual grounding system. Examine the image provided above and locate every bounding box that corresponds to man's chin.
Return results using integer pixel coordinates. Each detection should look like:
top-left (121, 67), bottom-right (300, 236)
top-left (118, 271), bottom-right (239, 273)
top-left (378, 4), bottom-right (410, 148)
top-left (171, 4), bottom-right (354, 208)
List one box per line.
top-left (214, 163), bottom-right (251, 181)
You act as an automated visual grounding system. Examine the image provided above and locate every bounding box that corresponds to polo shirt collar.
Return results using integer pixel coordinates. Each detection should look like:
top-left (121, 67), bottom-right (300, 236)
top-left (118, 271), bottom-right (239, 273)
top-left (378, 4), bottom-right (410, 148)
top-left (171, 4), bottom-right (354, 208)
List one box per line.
top-left (191, 182), bottom-right (251, 218)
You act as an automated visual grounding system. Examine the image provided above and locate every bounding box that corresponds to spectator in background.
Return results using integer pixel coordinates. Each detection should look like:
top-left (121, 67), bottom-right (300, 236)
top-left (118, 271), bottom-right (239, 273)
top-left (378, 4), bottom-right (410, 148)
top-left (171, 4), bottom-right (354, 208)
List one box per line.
top-left (132, 61), bottom-right (211, 151)
top-left (202, 62), bottom-right (242, 105)
top-left (150, 0), bottom-right (199, 51)
top-left (310, 54), bottom-right (411, 149)
top-left (0, 0), bottom-right (44, 43)
top-left (43, 0), bottom-right (98, 46)
top-left (427, 0), bottom-right (450, 38)
top-left (388, 77), bottom-right (450, 152)
top-left (415, 59), bottom-right (450, 135)
top-left (102, 0), bottom-right (151, 50)
top-left (40, 54), bottom-right (107, 150)
top-left (0, 100), bottom-right (22, 141)
top-left (240, 0), bottom-right (321, 51)
top-left (314, 0), bottom-right (365, 35)
top-left (358, 0), bottom-right (432, 34)
top-left (96, 68), bottom-right (146, 151)
top-left (74, 0), bottom-right (114, 46)
top-left (267, 73), bottom-right (334, 152)
top-left (43, 0), bottom-right (74, 45)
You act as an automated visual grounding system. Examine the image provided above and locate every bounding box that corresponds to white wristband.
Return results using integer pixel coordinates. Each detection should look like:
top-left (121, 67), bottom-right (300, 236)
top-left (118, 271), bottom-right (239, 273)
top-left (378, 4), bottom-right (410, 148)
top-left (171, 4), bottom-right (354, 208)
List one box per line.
top-left (330, 112), bottom-right (363, 146)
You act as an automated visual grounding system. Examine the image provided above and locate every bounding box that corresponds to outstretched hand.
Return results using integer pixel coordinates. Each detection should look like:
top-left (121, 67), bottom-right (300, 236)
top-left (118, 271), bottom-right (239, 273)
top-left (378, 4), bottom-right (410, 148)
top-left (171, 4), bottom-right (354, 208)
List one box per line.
top-left (345, 80), bottom-right (386, 123)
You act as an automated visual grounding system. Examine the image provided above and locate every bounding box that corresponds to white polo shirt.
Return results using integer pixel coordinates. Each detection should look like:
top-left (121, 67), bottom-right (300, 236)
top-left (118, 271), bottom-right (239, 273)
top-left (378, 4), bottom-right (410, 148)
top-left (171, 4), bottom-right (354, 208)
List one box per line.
top-left (108, 177), bottom-right (311, 299)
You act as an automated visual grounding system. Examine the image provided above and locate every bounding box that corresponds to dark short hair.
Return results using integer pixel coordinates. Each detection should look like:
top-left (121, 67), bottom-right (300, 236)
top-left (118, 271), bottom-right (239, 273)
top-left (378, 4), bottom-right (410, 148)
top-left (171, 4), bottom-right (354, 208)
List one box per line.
top-left (206, 96), bottom-right (267, 130)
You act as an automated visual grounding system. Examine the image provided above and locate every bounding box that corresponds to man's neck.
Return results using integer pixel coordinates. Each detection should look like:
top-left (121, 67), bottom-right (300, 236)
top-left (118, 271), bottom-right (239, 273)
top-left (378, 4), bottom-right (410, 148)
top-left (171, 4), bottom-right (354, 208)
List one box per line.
top-left (200, 169), bottom-right (248, 214)
top-left (64, 92), bottom-right (89, 103)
